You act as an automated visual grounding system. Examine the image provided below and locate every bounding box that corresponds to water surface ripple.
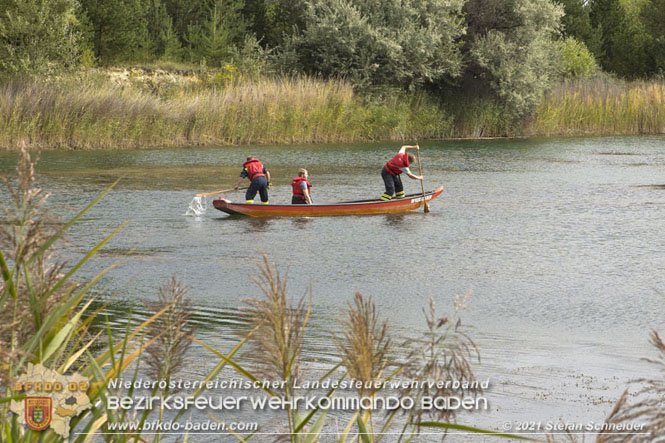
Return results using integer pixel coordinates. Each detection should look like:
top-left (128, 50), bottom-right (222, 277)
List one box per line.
top-left (1, 136), bottom-right (664, 435)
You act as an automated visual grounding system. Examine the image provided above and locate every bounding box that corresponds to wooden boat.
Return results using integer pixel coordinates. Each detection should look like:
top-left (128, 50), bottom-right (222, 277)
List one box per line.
top-left (212, 186), bottom-right (443, 217)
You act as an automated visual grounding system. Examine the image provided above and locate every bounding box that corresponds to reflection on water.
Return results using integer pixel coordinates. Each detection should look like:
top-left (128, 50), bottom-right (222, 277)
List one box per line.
top-left (244, 217), bottom-right (274, 233)
top-left (290, 217), bottom-right (314, 230)
top-left (383, 213), bottom-right (408, 227)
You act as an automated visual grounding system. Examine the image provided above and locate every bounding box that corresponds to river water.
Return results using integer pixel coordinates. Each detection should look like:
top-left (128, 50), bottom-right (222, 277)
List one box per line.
top-left (1, 136), bottom-right (664, 439)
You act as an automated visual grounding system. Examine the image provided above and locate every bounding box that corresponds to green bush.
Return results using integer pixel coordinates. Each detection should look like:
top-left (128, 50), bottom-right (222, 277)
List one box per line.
top-left (558, 37), bottom-right (598, 79)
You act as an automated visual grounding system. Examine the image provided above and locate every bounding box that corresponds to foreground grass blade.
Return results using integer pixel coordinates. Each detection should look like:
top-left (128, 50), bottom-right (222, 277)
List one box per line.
top-left (190, 336), bottom-right (276, 397)
top-left (61, 331), bottom-right (103, 373)
top-left (21, 261), bottom-right (118, 364)
top-left (302, 410), bottom-right (327, 443)
top-left (86, 303), bottom-right (172, 378)
top-left (172, 327), bottom-right (258, 423)
top-left (0, 250), bottom-right (17, 300)
top-left (37, 221), bottom-right (127, 305)
top-left (25, 179), bottom-right (121, 267)
top-left (356, 414), bottom-right (373, 443)
top-left (42, 295), bottom-right (98, 364)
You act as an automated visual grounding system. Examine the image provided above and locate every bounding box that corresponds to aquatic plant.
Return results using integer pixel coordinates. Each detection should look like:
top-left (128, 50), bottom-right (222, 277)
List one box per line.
top-left (333, 293), bottom-right (391, 440)
top-left (529, 77), bottom-right (665, 136)
top-left (597, 330), bottom-right (665, 442)
top-left (241, 255), bottom-right (312, 440)
top-left (0, 71), bottom-right (452, 150)
top-left (0, 146), bottom-right (68, 376)
top-left (396, 291), bottom-right (481, 440)
top-left (143, 276), bottom-right (194, 385)
top-left (336, 293), bottom-right (392, 399)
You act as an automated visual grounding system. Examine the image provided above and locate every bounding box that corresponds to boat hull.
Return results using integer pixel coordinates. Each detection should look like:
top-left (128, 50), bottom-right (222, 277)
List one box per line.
top-left (212, 186), bottom-right (443, 217)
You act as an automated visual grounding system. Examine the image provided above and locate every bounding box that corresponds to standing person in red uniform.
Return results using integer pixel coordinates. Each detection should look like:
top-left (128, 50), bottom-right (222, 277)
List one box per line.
top-left (381, 145), bottom-right (422, 201)
top-left (291, 168), bottom-right (312, 204)
top-left (234, 157), bottom-right (271, 204)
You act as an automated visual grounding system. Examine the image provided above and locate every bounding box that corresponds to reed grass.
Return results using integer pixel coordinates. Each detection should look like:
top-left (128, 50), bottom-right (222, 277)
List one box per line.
top-left (241, 255), bottom-right (311, 440)
top-left (336, 292), bottom-right (392, 399)
top-left (398, 291), bottom-right (481, 440)
top-left (0, 147), bottom-right (70, 368)
top-left (528, 77), bottom-right (665, 136)
top-left (143, 276), bottom-right (193, 387)
top-left (597, 330), bottom-right (665, 442)
top-left (2, 71), bottom-right (665, 150)
top-left (0, 72), bottom-right (451, 150)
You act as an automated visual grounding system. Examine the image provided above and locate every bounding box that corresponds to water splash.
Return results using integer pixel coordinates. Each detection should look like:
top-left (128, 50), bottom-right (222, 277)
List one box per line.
top-left (186, 196), bottom-right (207, 216)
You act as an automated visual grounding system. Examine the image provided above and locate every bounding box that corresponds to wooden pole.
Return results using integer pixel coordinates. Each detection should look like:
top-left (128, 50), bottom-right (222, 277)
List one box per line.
top-left (196, 187), bottom-right (247, 197)
top-left (415, 145), bottom-right (430, 213)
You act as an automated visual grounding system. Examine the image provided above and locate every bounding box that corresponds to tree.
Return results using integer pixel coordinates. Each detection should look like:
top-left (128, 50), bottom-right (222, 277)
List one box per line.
top-left (557, 36), bottom-right (598, 78)
top-left (79, 0), bottom-right (150, 64)
top-left (161, 17), bottom-right (183, 62)
top-left (145, 0), bottom-right (175, 58)
top-left (163, 0), bottom-right (210, 45)
top-left (460, 0), bottom-right (564, 120)
top-left (186, 0), bottom-right (245, 66)
top-left (590, 0), bottom-right (651, 77)
top-left (0, 0), bottom-right (80, 74)
top-left (641, 0), bottom-right (665, 73)
top-left (281, 0), bottom-right (466, 90)
top-left (558, 0), bottom-right (602, 56)
top-left (243, 0), bottom-right (308, 49)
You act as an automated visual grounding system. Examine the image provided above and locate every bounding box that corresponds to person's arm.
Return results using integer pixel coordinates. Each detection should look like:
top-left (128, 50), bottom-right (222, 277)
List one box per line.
top-left (399, 145), bottom-right (419, 154)
top-left (266, 170), bottom-right (271, 188)
top-left (402, 144), bottom-right (421, 179)
top-left (303, 188), bottom-right (312, 204)
top-left (402, 167), bottom-right (422, 180)
top-left (299, 181), bottom-right (312, 204)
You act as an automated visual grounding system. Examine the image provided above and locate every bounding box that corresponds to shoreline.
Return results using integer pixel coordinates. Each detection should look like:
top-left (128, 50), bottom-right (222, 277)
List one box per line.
top-left (1, 70), bottom-right (663, 151)
top-left (4, 133), bottom-right (664, 153)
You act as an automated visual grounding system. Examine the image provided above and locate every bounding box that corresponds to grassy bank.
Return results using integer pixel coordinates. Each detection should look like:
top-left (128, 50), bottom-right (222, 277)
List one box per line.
top-left (1, 70), bottom-right (664, 150)
top-left (0, 70), bottom-right (450, 149)
top-left (528, 78), bottom-right (665, 136)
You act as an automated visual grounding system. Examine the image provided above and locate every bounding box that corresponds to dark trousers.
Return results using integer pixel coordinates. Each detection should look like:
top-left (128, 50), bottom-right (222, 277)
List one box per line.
top-left (381, 167), bottom-right (403, 197)
top-left (245, 176), bottom-right (269, 202)
top-left (291, 196), bottom-right (307, 204)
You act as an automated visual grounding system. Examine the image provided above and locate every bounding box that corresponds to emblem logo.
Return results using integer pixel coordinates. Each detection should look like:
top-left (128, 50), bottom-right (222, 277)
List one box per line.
top-left (25, 397), bottom-right (52, 431)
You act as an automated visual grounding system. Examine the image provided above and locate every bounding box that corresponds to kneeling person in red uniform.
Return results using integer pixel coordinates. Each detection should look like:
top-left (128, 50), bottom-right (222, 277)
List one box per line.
top-left (291, 168), bottom-right (312, 204)
top-left (234, 157), bottom-right (271, 204)
top-left (382, 145), bottom-right (422, 201)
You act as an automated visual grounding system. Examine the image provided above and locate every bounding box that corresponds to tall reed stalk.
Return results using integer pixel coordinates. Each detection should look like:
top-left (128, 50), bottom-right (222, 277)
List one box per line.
top-left (241, 255), bottom-right (311, 441)
top-left (336, 292), bottom-right (392, 439)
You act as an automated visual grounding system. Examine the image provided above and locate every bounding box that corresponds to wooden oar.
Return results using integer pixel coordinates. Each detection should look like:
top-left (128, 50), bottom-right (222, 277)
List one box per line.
top-left (196, 187), bottom-right (247, 197)
top-left (415, 145), bottom-right (430, 213)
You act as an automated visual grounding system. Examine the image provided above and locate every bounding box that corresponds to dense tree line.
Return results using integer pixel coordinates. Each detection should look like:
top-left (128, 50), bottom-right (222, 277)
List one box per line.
top-left (1, 0), bottom-right (664, 118)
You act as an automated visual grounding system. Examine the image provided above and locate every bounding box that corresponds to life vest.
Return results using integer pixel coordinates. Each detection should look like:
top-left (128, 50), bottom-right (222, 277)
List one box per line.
top-left (291, 176), bottom-right (311, 198)
top-left (384, 153), bottom-right (410, 176)
top-left (243, 158), bottom-right (265, 181)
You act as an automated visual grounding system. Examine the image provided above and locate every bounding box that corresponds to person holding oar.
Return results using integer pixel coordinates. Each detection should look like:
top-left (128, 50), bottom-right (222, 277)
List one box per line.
top-left (381, 145), bottom-right (423, 201)
top-left (233, 156), bottom-right (271, 204)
